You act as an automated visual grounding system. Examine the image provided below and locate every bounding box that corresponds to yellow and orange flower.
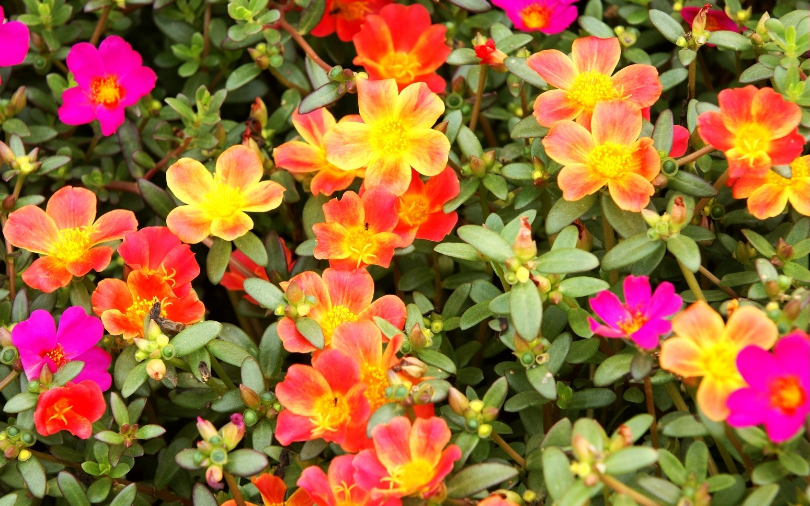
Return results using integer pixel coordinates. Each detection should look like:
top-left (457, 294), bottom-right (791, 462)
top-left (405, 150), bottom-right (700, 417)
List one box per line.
top-left (352, 3), bottom-right (451, 93)
top-left (323, 77), bottom-right (450, 196)
top-left (731, 155), bottom-right (810, 219)
top-left (273, 108), bottom-right (365, 196)
top-left (527, 36), bottom-right (662, 128)
top-left (166, 145), bottom-right (285, 244)
top-left (221, 474), bottom-right (313, 506)
top-left (3, 186), bottom-right (138, 293)
top-left (278, 267), bottom-right (406, 354)
top-left (393, 168), bottom-right (460, 245)
top-left (313, 189), bottom-right (403, 270)
top-left (91, 270), bottom-right (205, 341)
top-left (542, 100), bottom-right (660, 212)
top-left (660, 301), bottom-right (777, 421)
top-left (697, 86), bottom-right (804, 180)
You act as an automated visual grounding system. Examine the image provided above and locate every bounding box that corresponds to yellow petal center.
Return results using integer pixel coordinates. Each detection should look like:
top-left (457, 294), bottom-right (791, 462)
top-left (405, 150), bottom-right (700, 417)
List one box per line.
top-left (45, 344), bottom-right (69, 369)
top-left (520, 4), bottom-right (552, 29)
top-left (345, 226), bottom-right (379, 268)
top-left (567, 71), bottom-right (618, 110)
top-left (53, 227), bottom-right (93, 264)
top-left (47, 398), bottom-right (73, 424)
top-left (732, 123), bottom-right (772, 168)
top-left (310, 393), bottom-right (349, 437)
top-left (361, 363), bottom-right (389, 411)
top-left (383, 458), bottom-right (434, 493)
top-left (769, 375), bottom-right (806, 415)
top-left (91, 76), bottom-right (124, 107)
top-left (318, 305), bottom-right (358, 347)
top-left (588, 142), bottom-right (633, 179)
top-left (371, 120), bottom-right (408, 155)
top-left (617, 310), bottom-right (647, 335)
top-left (201, 184), bottom-right (248, 219)
top-left (380, 52), bottom-right (422, 85)
top-left (125, 296), bottom-right (167, 339)
top-left (397, 194), bottom-right (429, 228)
top-left (701, 340), bottom-right (740, 382)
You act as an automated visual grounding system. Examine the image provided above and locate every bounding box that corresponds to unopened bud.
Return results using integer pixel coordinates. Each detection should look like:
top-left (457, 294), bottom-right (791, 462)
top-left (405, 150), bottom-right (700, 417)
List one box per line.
top-left (0, 346), bottom-right (18, 365)
top-left (448, 387), bottom-right (470, 415)
top-left (481, 406), bottom-right (499, 422)
top-left (477, 423), bottom-right (492, 438)
top-left (398, 356), bottom-right (429, 378)
top-left (239, 385), bottom-right (261, 408)
top-left (146, 359), bottom-right (166, 380)
top-left (469, 155), bottom-right (487, 178)
top-left (512, 217), bottom-right (537, 261)
top-left (10, 87), bottom-right (26, 113)
top-left (470, 400), bottom-right (484, 412)
top-left (243, 409), bottom-right (258, 426)
top-left (671, 196), bottom-right (687, 227)
top-left (573, 219), bottom-right (593, 251)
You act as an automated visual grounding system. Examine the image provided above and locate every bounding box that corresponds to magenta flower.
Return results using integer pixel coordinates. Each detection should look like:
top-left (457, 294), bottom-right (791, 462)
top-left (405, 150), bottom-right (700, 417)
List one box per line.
top-left (0, 6), bottom-right (30, 84)
top-left (588, 275), bottom-right (682, 350)
top-left (727, 333), bottom-right (810, 443)
top-left (58, 35), bottom-right (157, 136)
top-left (12, 307), bottom-right (112, 391)
top-left (491, 0), bottom-right (578, 34)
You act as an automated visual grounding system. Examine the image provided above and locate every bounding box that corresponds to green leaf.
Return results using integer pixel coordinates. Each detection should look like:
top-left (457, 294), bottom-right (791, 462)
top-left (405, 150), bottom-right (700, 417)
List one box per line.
top-left (446, 463), bottom-right (519, 498)
top-left (457, 225), bottom-right (515, 262)
top-left (226, 63), bottom-right (261, 91)
top-left (207, 237), bottom-right (231, 285)
top-left (659, 68), bottom-right (689, 91)
top-left (447, 48), bottom-right (480, 65)
top-left (122, 362), bottom-right (149, 397)
top-left (558, 277), bottom-right (610, 298)
top-left (366, 403), bottom-right (406, 437)
top-left (496, 34), bottom-right (533, 53)
top-left (662, 414), bottom-right (709, 438)
top-left (535, 249), bottom-right (599, 274)
top-left (637, 476), bottom-right (682, 504)
top-left (578, 15), bottom-right (614, 37)
top-left (444, 176), bottom-right (479, 213)
top-left (295, 318), bottom-right (325, 350)
top-left (243, 278), bottom-right (284, 309)
top-left (527, 364), bottom-right (557, 400)
top-left (510, 281), bottom-right (542, 340)
top-left (546, 194), bottom-right (597, 235)
top-left (666, 170), bottom-right (717, 197)
top-left (58, 471), bottom-right (90, 506)
top-left (742, 484), bottom-right (779, 506)
top-left (234, 231), bottom-right (268, 267)
top-left (740, 63), bottom-right (774, 83)
top-left (109, 484), bottom-right (137, 506)
top-left (558, 480), bottom-right (592, 506)
top-left (418, 349), bottom-right (457, 374)
top-left (192, 483), bottom-right (219, 506)
top-left (543, 447), bottom-right (574, 500)
top-left (658, 449), bottom-right (687, 485)
top-left (3, 392), bottom-right (39, 413)
top-left (19, 456), bottom-right (47, 498)
top-left (170, 321), bottom-right (223, 356)
top-left (298, 82), bottom-right (344, 115)
top-left (138, 179), bottom-right (177, 219)
top-left (742, 229), bottom-right (776, 256)
top-left (752, 461), bottom-right (790, 485)
top-left (649, 9), bottom-right (685, 43)
top-left (224, 449), bottom-right (269, 476)
top-left (54, 360), bottom-right (85, 385)
top-left (504, 57), bottom-right (548, 89)
top-left (208, 339), bottom-right (251, 366)
top-left (778, 452), bottom-right (809, 476)
top-left (605, 447), bottom-right (658, 475)
top-left (434, 242), bottom-right (480, 261)
top-left (602, 194), bottom-right (647, 238)
top-left (593, 353), bottom-right (632, 386)
top-left (667, 234), bottom-right (701, 272)
top-left (510, 116), bottom-right (548, 139)
top-left (482, 377), bottom-right (508, 410)
top-left (482, 174), bottom-right (508, 200)
top-left (298, 0), bottom-right (325, 34)
top-left (602, 233), bottom-right (662, 271)
top-left (87, 478), bottom-right (112, 503)
top-left (708, 30), bottom-right (752, 51)
top-left (134, 424), bottom-right (166, 440)
top-left (568, 388), bottom-right (616, 409)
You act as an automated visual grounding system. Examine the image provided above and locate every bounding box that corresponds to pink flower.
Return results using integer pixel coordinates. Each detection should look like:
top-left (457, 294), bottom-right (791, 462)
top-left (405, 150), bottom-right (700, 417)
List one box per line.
top-left (491, 0), bottom-right (578, 34)
top-left (0, 6), bottom-right (29, 84)
top-left (58, 36), bottom-right (157, 136)
top-left (588, 275), bottom-right (682, 350)
top-left (12, 307), bottom-right (112, 391)
top-left (727, 333), bottom-right (810, 443)
top-left (298, 454), bottom-right (380, 506)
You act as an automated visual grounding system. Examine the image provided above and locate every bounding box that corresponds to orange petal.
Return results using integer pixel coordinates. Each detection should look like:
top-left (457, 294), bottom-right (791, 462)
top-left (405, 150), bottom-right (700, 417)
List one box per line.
top-left (723, 305), bottom-right (777, 350)
top-left (607, 173), bottom-right (654, 212)
top-left (4, 205), bottom-right (59, 254)
top-left (533, 89), bottom-right (584, 127)
top-left (409, 25), bottom-right (451, 74)
top-left (671, 301), bottom-right (724, 345)
top-left (216, 145), bottom-right (264, 189)
top-left (210, 212), bottom-right (254, 241)
top-left (273, 141), bottom-right (328, 174)
top-left (322, 267), bottom-right (373, 313)
top-left (166, 158), bottom-right (216, 206)
top-left (310, 168), bottom-right (359, 196)
top-left (403, 129), bottom-right (450, 178)
top-left (166, 206), bottom-right (212, 244)
top-left (628, 138), bottom-right (661, 182)
top-left (241, 180), bottom-right (285, 212)
top-left (409, 416), bottom-right (451, 464)
top-left (697, 376), bottom-right (737, 422)
top-left (787, 179), bottom-right (810, 216)
top-left (750, 87), bottom-right (803, 138)
top-left (766, 130), bottom-right (805, 166)
top-left (610, 65), bottom-right (662, 108)
top-left (331, 320), bottom-right (381, 367)
top-left (696, 111), bottom-right (735, 151)
top-left (22, 257), bottom-right (73, 293)
top-left (293, 107), bottom-right (336, 147)
top-left (276, 364), bottom-right (331, 415)
top-left (313, 223), bottom-right (351, 260)
top-left (363, 187), bottom-right (399, 233)
top-left (65, 246), bottom-right (113, 277)
top-left (395, 82), bottom-right (445, 130)
top-left (746, 183), bottom-right (788, 219)
top-left (725, 149), bottom-right (771, 179)
top-left (526, 49), bottom-right (577, 89)
top-left (571, 36), bottom-right (620, 75)
top-left (252, 474), bottom-right (287, 506)
top-left (89, 210), bottom-right (138, 245)
top-left (46, 186), bottom-right (97, 230)
top-left (365, 156), bottom-right (412, 196)
top-left (371, 416), bottom-right (412, 469)
top-left (591, 100), bottom-right (642, 146)
top-left (556, 163), bottom-right (606, 201)
top-left (323, 122), bottom-right (374, 171)
top-left (357, 77), bottom-right (398, 124)
top-left (323, 191), bottom-right (364, 228)
top-left (543, 120), bottom-right (594, 165)
top-left (717, 85), bottom-right (757, 133)
top-left (290, 270), bottom-right (332, 320)
top-left (660, 337), bottom-right (706, 378)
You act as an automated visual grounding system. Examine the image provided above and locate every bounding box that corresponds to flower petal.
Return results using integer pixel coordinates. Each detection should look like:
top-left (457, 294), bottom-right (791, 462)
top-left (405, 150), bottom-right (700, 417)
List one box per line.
top-left (358, 295), bottom-right (407, 333)
top-left (671, 301), bottom-right (724, 345)
top-left (293, 107), bottom-right (336, 147)
top-left (323, 122), bottom-right (374, 171)
top-left (660, 337), bottom-right (706, 378)
top-left (323, 268), bottom-right (374, 313)
top-left (395, 82), bottom-right (445, 130)
top-left (216, 145), bottom-right (263, 189)
top-left (591, 100), bottom-right (642, 146)
top-left (543, 120), bottom-right (594, 165)
top-left (166, 206), bottom-right (212, 244)
top-left (58, 87), bottom-right (96, 126)
top-left (22, 257), bottom-right (73, 293)
top-left (57, 306), bottom-right (104, 356)
top-left (210, 212), bottom-right (254, 241)
top-left (273, 141), bottom-right (327, 174)
top-left (610, 65), bottom-right (662, 108)
top-left (557, 163), bottom-right (606, 202)
top-left (0, 20), bottom-right (29, 67)
top-left (724, 305), bottom-right (777, 349)
top-left (4, 205), bottom-right (59, 254)
top-left (589, 290), bottom-right (629, 327)
top-left (746, 183), bottom-right (789, 219)
top-left (365, 156), bottom-right (412, 196)
top-left (66, 42), bottom-right (104, 88)
top-left (166, 158), bottom-right (216, 206)
top-left (623, 275), bottom-right (651, 310)
top-left (357, 77), bottom-right (398, 124)
top-left (571, 36), bottom-right (620, 75)
top-left (89, 210), bottom-right (138, 245)
top-left (608, 173), bottom-right (654, 212)
top-left (533, 89), bottom-right (584, 127)
top-left (751, 87), bottom-right (803, 138)
top-left (363, 188), bottom-right (399, 233)
top-left (45, 186), bottom-right (96, 230)
top-left (697, 376), bottom-right (737, 421)
top-left (241, 180), bottom-right (285, 213)
top-left (526, 49), bottom-right (577, 89)
top-left (697, 111), bottom-right (735, 151)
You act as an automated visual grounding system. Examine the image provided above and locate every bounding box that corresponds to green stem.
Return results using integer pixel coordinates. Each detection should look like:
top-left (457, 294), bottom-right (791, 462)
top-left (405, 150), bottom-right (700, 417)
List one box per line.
top-left (644, 376), bottom-right (660, 476)
top-left (601, 475), bottom-right (664, 506)
top-left (12, 175), bottom-right (25, 201)
top-left (0, 370), bottom-right (20, 392)
top-left (678, 259), bottom-right (706, 302)
top-left (469, 65), bottom-right (488, 132)
top-left (601, 211), bottom-right (618, 285)
top-left (210, 355), bottom-right (237, 391)
top-left (89, 4), bottom-right (112, 46)
top-left (84, 136), bottom-right (101, 163)
top-left (224, 472), bottom-right (247, 506)
top-left (490, 432), bottom-right (526, 468)
top-left (687, 59), bottom-right (697, 102)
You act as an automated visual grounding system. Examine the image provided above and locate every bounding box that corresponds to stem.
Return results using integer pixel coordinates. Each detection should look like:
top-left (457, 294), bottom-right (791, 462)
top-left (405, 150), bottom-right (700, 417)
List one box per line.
top-left (1, 215), bottom-right (16, 300)
top-left (52, 59), bottom-right (70, 74)
top-left (279, 18), bottom-right (331, 72)
top-left (725, 425), bottom-right (754, 475)
top-left (0, 370), bottom-right (20, 392)
top-left (697, 265), bottom-right (739, 299)
top-left (431, 251), bottom-right (443, 309)
top-left (678, 259), bottom-right (706, 302)
top-left (601, 212), bottom-right (619, 285)
top-left (84, 136), bottom-right (101, 163)
top-left (696, 51), bottom-right (714, 92)
top-left (105, 181), bottom-right (140, 194)
top-left (202, 1), bottom-right (211, 62)
top-left (469, 66), bottom-right (488, 132)
top-left (643, 376), bottom-right (660, 476)
top-left (224, 472), bottom-right (247, 506)
top-left (675, 144), bottom-right (715, 166)
top-left (479, 116), bottom-right (498, 148)
top-left (89, 4), bottom-right (112, 46)
top-left (210, 355), bottom-right (237, 391)
top-left (144, 137), bottom-right (192, 180)
top-left (714, 439), bottom-right (739, 475)
top-left (664, 381), bottom-right (720, 477)
top-left (693, 168), bottom-right (729, 220)
top-left (601, 474), bottom-right (664, 506)
top-left (687, 60), bottom-right (697, 102)
top-left (12, 175), bottom-right (25, 200)
top-left (490, 432), bottom-right (526, 468)
top-left (478, 181), bottom-right (490, 220)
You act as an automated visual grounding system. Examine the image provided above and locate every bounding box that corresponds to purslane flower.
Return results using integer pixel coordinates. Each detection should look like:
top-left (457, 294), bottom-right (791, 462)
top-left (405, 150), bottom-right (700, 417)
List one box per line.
top-left (3, 186), bottom-right (138, 293)
top-left (730, 155), bottom-right (810, 219)
top-left (117, 226), bottom-right (199, 298)
top-left (223, 474), bottom-right (314, 506)
top-left (491, 0), bottom-right (578, 34)
top-left (298, 455), bottom-right (377, 506)
top-left (393, 168), bottom-right (459, 245)
top-left (310, 0), bottom-right (391, 42)
top-left (0, 6), bottom-right (30, 85)
top-left (58, 36), bottom-right (157, 136)
top-left (681, 5), bottom-right (739, 42)
top-left (33, 380), bottom-right (106, 438)
top-left (221, 244), bottom-right (294, 304)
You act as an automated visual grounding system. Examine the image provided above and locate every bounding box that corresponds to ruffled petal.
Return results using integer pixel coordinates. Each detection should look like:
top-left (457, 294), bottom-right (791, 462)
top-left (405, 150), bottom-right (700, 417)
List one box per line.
top-left (95, 104), bottom-right (125, 136)
top-left (557, 163), bottom-right (606, 202)
top-left (610, 65), bottom-right (662, 108)
top-left (591, 100), bottom-right (642, 146)
top-left (45, 186), bottom-right (96, 230)
top-left (647, 281), bottom-right (682, 320)
top-left (696, 111), bottom-right (735, 151)
top-left (241, 180), bottom-right (285, 212)
top-left (273, 141), bottom-right (327, 173)
top-left (89, 210), bottom-right (138, 245)
top-left (363, 187), bottom-right (399, 233)
top-left (533, 89), bottom-right (584, 127)
top-left (0, 20), bottom-right (29, 67)
top-left (310, 168), bottom-right (359, 196)
top-left (4, 205), bottom-right (59, 254)
top-left (542, 120), bottom-right (594, 165)
top-left (395, 82), bottom-right (445, 131)
top-left (166, 158), bottom-right (216, 206)
top-left (117, 66), bottom-right (157, 107)
top-left (22, 257), bottom-right (73, 293)
top-left (365, 156), bottom-right (412, 196)
top-left (724, 305), bottom-right (777, 349)
top-left (278, 317), bottom-right (318, 354)
top-left (589, 290), bottom-right (630, 327)
top-left (572, 36), bottom-right (620, 75)
top-left (323, 268), bottom-right (374, 314)
top-left (57, 306), bottom-right (104, 356)
top-left (66, 42), bottom-right (104, 88)
top-left (623, 275), bottom-right (651, 310)
top-left (358, 295), bottom-right (407, 332)
top-left (312, 349), bottom-right (361, 395)
top-left (216, 145), bottom-right (264, 189)
top-left (751, 87), bottom-right (803, 138)
top-left (292, 107), bottom-right (336, 147)
top-left (526, 49), bottom-right (577, 89)
top-left (323, 191), bottom-right (364, 228)
top-left (323, 122), bottom-right (374, 171)
top-left (697, 376), bottom-right (737, 421)
top-left (210, 212), bottom-right (254, 241)
top-left (357, 77), bottom-right (398, 124)
top-left (607, 173), bottom-right (654, 212)
top-left (166, 206), bottom-right (212, 244)
top-left (671, 301), bottom-right (724, 345)
top-left (746, 183), bottom-right (789, 219)
top-left (58, 87), bottom-right (96, 126)
top-left (660, 337), bottom-right (707, 378)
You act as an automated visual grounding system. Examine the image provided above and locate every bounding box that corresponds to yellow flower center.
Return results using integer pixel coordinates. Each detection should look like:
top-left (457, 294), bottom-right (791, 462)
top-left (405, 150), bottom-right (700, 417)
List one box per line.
top-left (318, 305), bottom-right (358, 347)
top-left (617, 310), bottom-right (647, 335)
top-left (764, 156), bottom-right (810, 186)
top-left (701, 340), bottom-right (739, 381)
top-left (371, 120), bottom-right (408, 155)
top-left (383, 458), bottom-right (434, 493)
top-left (361, 363), bottom-right (389, 411)
top-left (588, 142), bottom-right (633, 179)
top-left (567, 71), bottom-right (619, 110)
top-left (47, 398), bottom-right (73, 424)
top-left (201, 184), bottom-right (247, 219)
top-left (732, 123), bottom-right (772, 168)
top-left (769, 375), bottom-right (806, 415)
top-left (381, 52), bottom-right (422, 84)
top-left (334, 0), bottom-right (372, 20)
top-left (345, 226), bottom-right (379, 268)
top-left (331, 481), bottom-right (358, 506)
top-left (397, 194), bottom-right (429, 228)
top-left (125, 296), bottom-right (167, 339)
top-left (53, 227), bottom-right (93, 264)
top-left (45, 344), bottom-right (69, 369)
top-left (520, 3), bottom-right (552, 29)
top-left (91, 76), bottom-right (124, 107)
top-left (310, 393), bottom-right (349, 437)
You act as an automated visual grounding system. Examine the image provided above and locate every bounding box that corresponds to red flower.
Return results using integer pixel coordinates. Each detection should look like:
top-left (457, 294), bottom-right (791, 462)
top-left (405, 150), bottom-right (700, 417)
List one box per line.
top-left (34, 380), bottom-right (106, 439)
top-left (311, 0), bottom-right (391, 42)
top-left (117, 227), bottom-right (199, 298)
top-left (681, 6), bottom-right (739, 40)
top-left (221, 241), bottom-right (294, 304)
top-left (393, 168), bottom-right (459, 245)
top-left (474, 38), bottom-right (508, 72)
top-left (352, 3), bottom-right (451, 93)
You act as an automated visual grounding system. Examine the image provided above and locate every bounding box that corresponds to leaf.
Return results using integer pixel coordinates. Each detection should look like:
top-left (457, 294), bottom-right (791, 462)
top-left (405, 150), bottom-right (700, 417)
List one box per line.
top-left (578, 15), bottom-right (615, 37)
top-left (457, 225), bottom-right (515, 262)
top-left (662, 414), bottom-right (709, 437)
top-left (122, 362), bottom-right (149, 397)
top-left (224, 449), bottom-right (269, 476)
top-left (510, 116), bottom-right (548, 139)
top-left (567, 388), bottom-right (616, 409)
top-left (558, 277), bottom-right (610, 298)
top-left (446, 463), bottom-right (519, 498)
top-left (192, 483), bottom-right (218, 506)
top-left (708, 30), bottom-right (752, 51)
top-left (604, 447), bottom-right (659, 475)
top-left (602, 233), bottom-right (662, 271)
top-left (752, 461), bottom-right (790, 485)
top-left (109, 484), bottom-right (137, 506)
top-left (4, 392), bottom-right (40, 413)
top-left (637, 476), bottom-right (682, 504)
top-left (206, 237), bottom-right (231, 285)
top-left (457, 126), bottom-right (483, 158)
top-left (658, 449), bottom-right (687, 485)
top-left (243, 278), bottom-right (284, 309)
top-left (593, 353), bottom-right (632, 386)
top-left (226, 63), bottom-right (261, 91)
top-left (649, 9), bottom-right (685, 43)
top-left (659, 68), bottom-right (689, 91)
top-left (138, 179), bottom-right (176, 219)
top-left (482, 377), bottom-right (508, 410)
top-left (546, 194), bottom-right (597, 235)
top-left (170, 321), bottom-right (223, 356)
top-left (535, 249), bottom-right (599, 274)
top-left (19, 456), bottom-right (47, 498)
top-left (504, 57), bottom-right (547, 89)
top-left (543, 447), bottom-right (574, 500)
top-left (434, 243), bottom-right (480, 261)
top-left (742, 484), bottom-right (779, 506)
top-left (740, 63), bottom-right (774, 83)
top-left (527, 364), bottom-right (557, 400)
top-left (298, 0), bottom-right (325, 34)
top-left (446, 0), bottom-right (491, 12)
top-left (602, 194), bottom-right (647, 238)
top-left (234, 231), bottom-right (268, 267)
top-left (667, 234), bottom-right (701, 272)
top-left (447, 48), bottom-right (480, 65)
top-left (444, 176), bottom-right (479, 213)
top-left (54, 360), bottom-right (85, 385)
top-left (418, 349), bottom-right (457, 374)
top-left (298, 82), bottom-right (344, 115)
top-left (207, 339), bottom-right (252, 366)
top-left (58, 471), bottom-right (90, 506)
top-left (366, 403), bottom-right (406, 437)
top-left (510, 281), bottom-right (542, 340)
top-left (296, 318), bottom-right (325, 350)
top-left (666, 170), bottom-right (717, 197)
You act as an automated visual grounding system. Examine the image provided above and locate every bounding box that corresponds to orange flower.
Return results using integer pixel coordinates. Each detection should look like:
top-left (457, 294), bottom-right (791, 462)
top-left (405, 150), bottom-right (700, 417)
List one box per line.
top-left (278, 267), bottom-right (406, 354)
top-left (273, 108), bottom-right (365, 196)
top-left (298, 455), bottom-right (376, 506)
top-left (313, 189), bottom-right (403, 269)
top-left (33, 380), bottom-right (106, 439)
top-left (166, 145), bottom-right (285, 243)
top-left (393, 168), bottom-right (459, 244)
top-left (697, 86), bottom-right (804, 180)
top-left (310, 0), bottom-right (391, 42)
top-left (275, 349), bottom-right (371, 452)
top-left (221, 474), bottom-right (313, 506)
top-left (221, 242), bottom-right (295, 304)
top-left (542, 100), bottom-right (660, 212)
top-left (660, 301), bottom-right (778, 421)
top-left (117, 226), bottom-right (199, 298)
top-left (323, 78), bottom-right (450, 196)
top-left (352, 3), bottom-right (451, 93)
top-left (527, 36), bottom-right (661, 128)
top-left (91, 270), bottom-right (205, 341)
top-left (3, 186), bottom-right (137, 293)
top-left (731, 155), bottom-right (810, 219)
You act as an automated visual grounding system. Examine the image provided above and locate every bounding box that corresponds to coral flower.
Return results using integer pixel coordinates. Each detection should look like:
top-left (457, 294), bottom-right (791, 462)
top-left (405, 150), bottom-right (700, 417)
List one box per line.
top-left (313, 189), bottom-right (403, 269)
top-left (311, 0), bottom-right (391, 42)
top-left (393, 168), bottom-right (459, 245)
top-left (33, 380), bottom-right (106, 438)
top-left (166, 145), bottom-right (285, 244)
top-left (220, 474), bottom-right (313, 506)
top-left (542, 100), bottom-right (660, 212)
top-left (298, 455), bottom-right (380, 506)
top-left (354, 416), bottom-right (461, 503)
top-left (528, 36), bottom-right (661, 128)
top-left (588, 275), bottom-right (682, 350)
top-left (118, 227), bottom-right (199, 298)
top-left (474, 38), bottom-right (508, 73)
top-left (323, 78), bottom-right (450, 196)
top-left (352, 3), bottom-right (451, 93)
top-left (221, 242), bottom-right (294, 304)
top-left (697, 86), bottom-right (804, 180)
top-left (727, 333), bottom-right (810, 443)
top-left (492, 0), bottom-right (578, 34)
top-left (275, 349), bottom-right (371, 453)
top-left (58, 36), bottom-right (157, 136)
top-left (681, 6), bottom-right (739, 36)
top-left (12, 307), bottom-right (112, 391)
top-left (4, 186), bottom-right (138, 293)
top-left (479, 494), bottom-right (521, 506)
top-left (273, 108), bottom-right (364, 196)
top-left (660, 301), bottom-right (778, 421)
top-left (730, 155), bottom-right (810, 220)
top-left (0, 6), bottom-right (30, 85)
top-left (278, 267), bottom-right (406, 354)
top-left (92, 270), bottom-right (205, 341)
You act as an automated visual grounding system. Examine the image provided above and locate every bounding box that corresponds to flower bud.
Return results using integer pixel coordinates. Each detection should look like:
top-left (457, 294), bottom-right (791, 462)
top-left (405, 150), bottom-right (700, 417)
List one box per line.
top-left (470, 400), bottom-right (484, 412)
top-left (146, 359), bottom-right (166, 380)
top-left (534, 275), bottom-right (551, 294)
top-left (477, 423), bottom-right (493, 438)
top-left (548, 290), bottom-right (563, 305)
top-left (412, 382), bottom-right (435, 405)
top-left (515, 267), bottom-right (530, 284)
top-left (691, 4), bottom-right (712, 39)
top-left (243, 409), bottom-right (259, 426)
top-left (670, 196), bottom-right (688, 228)
top-left (448, 387), bottom-right (470, 415)
top-left (205, 465), bottom-right (224, 489)
top-left (285, 280), bottom-right (305, 305)
top-left (474, 37), bottom-right (508, 73)
top-left (469, 155), bottom-right (487, 178)
top-left (571, 434), bottom-right (593, 463)
top-left (0, 142), bottom-right (15, 165)
top-left (196, 417), bottom-right (218, 441)
top-left (17, 449), bottom-right (31, 462)
top-left (676, 36), bottom-right (688, 48)
top-left (573, 219), bottom-right (593, 251)
top-left (221, 413), bottom-right (246, 450)
top-left (398, 356), bottom-right (429, 378)
top-left (481, 406), bottom-right (499, 422)
top-left (0, 346), bottom-right (18, 365)
top-left (512, 217), bottom-right (537, 261)
top-left (240, 384), bottom-right (261, 408)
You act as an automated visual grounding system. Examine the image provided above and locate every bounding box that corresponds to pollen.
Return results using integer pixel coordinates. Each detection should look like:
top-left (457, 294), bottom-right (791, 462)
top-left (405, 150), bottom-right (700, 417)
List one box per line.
top-left (769, 375), bottom-right (806, 415)
top-left (201, 184), bottom-right (248, 219)
top-left (319, 305), bottom-right (358, 346)
top-left (567, 71), bottom-right (619, 110)
top-left (588, 142), bottom-right (633, 179)
top-left (91, 75), bottom-right (125, 107)
top-left (346, 226), bottom-right (379, 268)
top-left (383, 458), bottom-right (433, 493)
top-left (732, 123), bottom-right (772, 167)
top-left (371, 120), bottom-right (408, 154)
top-left (47, 398), bottom-right (74, 425)
top-left (617, 310), bottom-right (647, 335)
top-left (310, 393), bottom-right (350, 437)
top-left (397, 194), bottom-right (429, 228)
top-left (381, 52), bottom-right (422, 84)
top-left (701, 341), bottom-right (740, 382)
top-left (361, 364), bottom-right (389, 411)
top-left (53, 227), bottom-right (93, 264)
top-left (520, 3), bottom-right (552, 30)
top-left (45, 344), bottom-right (69, 369)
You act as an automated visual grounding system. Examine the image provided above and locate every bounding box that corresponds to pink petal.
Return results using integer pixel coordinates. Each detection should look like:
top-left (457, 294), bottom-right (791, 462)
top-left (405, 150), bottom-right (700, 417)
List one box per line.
top-left (647, 281), bottom-right (682, 320)
top-left (58, 87), bottom-right (96, 126)
top-left (0, 20), bottom-right (30, 67)
top-left (66, 42), bottom-right (104, 89)
top-left (622, 275), bottom-right (651, 311)
top-left (589, 290), bottom-right (630, 327)
top-left (56, 306), bottom-right (104, 356)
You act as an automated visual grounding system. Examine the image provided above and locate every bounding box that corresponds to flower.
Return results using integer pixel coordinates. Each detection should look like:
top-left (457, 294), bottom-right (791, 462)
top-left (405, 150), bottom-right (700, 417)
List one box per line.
top-left (278, 267), bottom-right (406, 353)
top-left (352, 3), bottom-right (450, 93)
top-left (273, 108), bottom-right (364, 196)
top-left (354, 416), bottom-right (461, 503)
top-left (478, 493), bottom-right (521, 506)
top-left (730, 155), bottom-right (810, 219)
top-left (221, 243), bottom-right (294, 304)
top-left (313, 189), bottom-right (403, 269)
top-left (117, 227), bottom-right (199, 298)
top-left (92, 270), bottom-right (205, 341)
top-left (223, 474), bottom-right (314, 506)
top-left (33, 380), bottom-right (105, 438)
top-left (3, 186), bottom-right (138, 293)
top-left (681, 5), bottom-right (739, 40)
top-left (310, 0), bottom-right (391, 42)
top-left (474, 38), bottom-right (508, 73)
top-left (588, 275), bottom-right (682, 350)
top-left (0, 6), bottom-right (30, 85)
top-left (727, 333), bottom-right (810, 443)
top-left (323, 78), bottom-right (450, 196)
top-left (58, 36), bottom-right (157, 136)
top-left (275, 349), bottom-right (371, 452)
top-left (393, 168), bottom-right (459, 245)
top-left (642, 107), bottom-right (689, 157)
top-left (298, 455), bottom-right (376, 506)
top-left (12, 307), bottom-right (112, 391)
top-left (660, 301), bottom-right (778, 421)
top-left (166, 145), bottom-right (285, 243)
top-left (542, 100), bottom-right (660, 212)
top-left (491, 0), bottom-right (578, 34)
top-left (194, 414), bottom-right (246, 489)
top-left (528, 36), bottom-right (662, 127)
top-left (697, 86), bottom-right (804, 180)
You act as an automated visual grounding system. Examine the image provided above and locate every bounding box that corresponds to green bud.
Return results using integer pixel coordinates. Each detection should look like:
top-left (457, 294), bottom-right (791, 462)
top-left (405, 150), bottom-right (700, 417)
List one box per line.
top-left (243, 409), bottom-right (258, 426)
